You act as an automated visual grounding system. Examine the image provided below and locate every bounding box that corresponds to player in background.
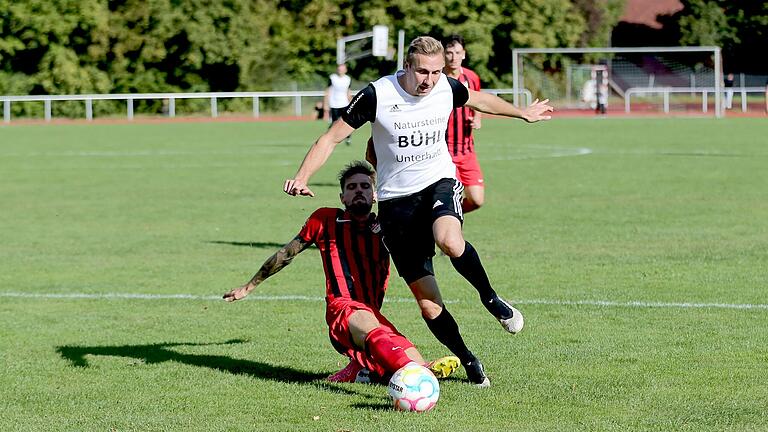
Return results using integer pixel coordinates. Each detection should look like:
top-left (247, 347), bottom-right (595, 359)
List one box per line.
top-left (283, 36), bottom-right (553, 387)
top-left (324, 63), bottom-right (353, 145)
top-left (442, 34), bottom-right (485, 213)
top-left (225, 161), bottom-right (459, 383)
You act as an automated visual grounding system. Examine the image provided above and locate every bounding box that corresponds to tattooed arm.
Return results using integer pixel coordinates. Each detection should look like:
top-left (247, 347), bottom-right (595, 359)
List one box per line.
top-left (223, 236), bottom-right (311, 302)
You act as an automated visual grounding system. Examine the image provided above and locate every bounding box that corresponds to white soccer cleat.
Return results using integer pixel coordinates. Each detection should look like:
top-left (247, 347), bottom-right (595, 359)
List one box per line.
top-left (497, 298), bottom-right (524, 334)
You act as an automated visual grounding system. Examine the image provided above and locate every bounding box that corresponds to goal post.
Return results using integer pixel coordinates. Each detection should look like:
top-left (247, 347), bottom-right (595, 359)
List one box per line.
top-left (512, 46), bottom-right (723, 117)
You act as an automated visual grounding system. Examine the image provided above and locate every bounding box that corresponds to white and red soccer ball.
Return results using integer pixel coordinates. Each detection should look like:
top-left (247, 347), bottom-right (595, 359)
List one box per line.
top-left (387, 363), bottom-right (440, 412)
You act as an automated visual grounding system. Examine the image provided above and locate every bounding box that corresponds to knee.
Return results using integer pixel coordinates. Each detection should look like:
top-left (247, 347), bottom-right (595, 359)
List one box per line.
top-left (418, 300), bottom-right (443, 320)
top-left (349, 310), bottom-right (380, 347)
top-left (436, 235), bottom-right (465, 258)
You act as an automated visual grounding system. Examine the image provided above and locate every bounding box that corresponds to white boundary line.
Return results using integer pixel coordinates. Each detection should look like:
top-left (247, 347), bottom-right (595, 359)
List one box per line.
top-left (2, 291), bottom-right (766, 310)
top-left (484, 146), bottom-right (593, 161)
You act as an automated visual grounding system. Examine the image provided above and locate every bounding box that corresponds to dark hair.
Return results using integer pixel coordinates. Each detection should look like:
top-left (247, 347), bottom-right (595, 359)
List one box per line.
top-left (338, 160), bottom-right (375, 191)
top-left (442, 34), bottom-right (465, 49)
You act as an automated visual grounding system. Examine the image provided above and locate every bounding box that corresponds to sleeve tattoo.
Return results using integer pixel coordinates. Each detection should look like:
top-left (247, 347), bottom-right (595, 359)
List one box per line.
top-left (248, 236), bottom-right (310, 286)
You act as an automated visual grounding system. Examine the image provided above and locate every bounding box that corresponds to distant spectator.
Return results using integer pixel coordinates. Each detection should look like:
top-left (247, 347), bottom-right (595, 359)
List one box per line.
top-left (324, 63), bottom-right (353, 145)
top-left (595, 63), bottom-right (608, 115)
top-left (581, 78), bottom-right (597, 109)
top-left (724, 73), bottom-right (735, 109)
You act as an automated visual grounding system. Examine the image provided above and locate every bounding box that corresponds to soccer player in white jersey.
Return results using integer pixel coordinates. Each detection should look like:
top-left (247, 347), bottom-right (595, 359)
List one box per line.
top-left (284, 36), bottom-right (553, 387)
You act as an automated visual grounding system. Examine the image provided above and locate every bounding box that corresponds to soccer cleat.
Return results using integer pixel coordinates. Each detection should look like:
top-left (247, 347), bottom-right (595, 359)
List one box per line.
top-left (327, 360), bottom-right (371, 383)
top-left (426, 356), bottom-right (460, 379)
top-left (464, 359), bottom-right (490, 388)
top-left (494, 296), bottom-right (524, 334)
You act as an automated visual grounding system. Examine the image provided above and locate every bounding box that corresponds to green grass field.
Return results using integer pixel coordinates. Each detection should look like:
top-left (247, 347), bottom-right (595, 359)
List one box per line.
top-left (2, 117), bottom-right (767, 431)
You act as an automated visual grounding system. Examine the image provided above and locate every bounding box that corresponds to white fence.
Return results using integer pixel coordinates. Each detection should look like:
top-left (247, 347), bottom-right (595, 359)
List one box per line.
top-left (1, 88), bottom-right (533, 123)
top-left (625, 86), bottom-right (767, 114)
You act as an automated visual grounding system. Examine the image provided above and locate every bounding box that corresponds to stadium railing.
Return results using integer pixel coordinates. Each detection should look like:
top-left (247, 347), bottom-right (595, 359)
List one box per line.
top-left (625, 86), bottom-right (767, 114)
top-left (1, 88), bottom-right (534, 123)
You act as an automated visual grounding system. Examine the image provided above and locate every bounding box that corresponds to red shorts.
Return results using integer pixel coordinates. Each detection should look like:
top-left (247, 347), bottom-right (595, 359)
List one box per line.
top-left (452, 153), bottom-right (484, 187)
top-left (326, 297), bottom-right (414, 377)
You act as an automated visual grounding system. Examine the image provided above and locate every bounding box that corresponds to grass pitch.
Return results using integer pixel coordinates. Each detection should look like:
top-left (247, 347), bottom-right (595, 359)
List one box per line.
top-left (1, 117), bottom-right (767, 431)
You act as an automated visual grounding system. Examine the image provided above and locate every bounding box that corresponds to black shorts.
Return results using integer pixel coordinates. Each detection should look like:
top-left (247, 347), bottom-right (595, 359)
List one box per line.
top-left (378, 178), bottom-right (464, 283)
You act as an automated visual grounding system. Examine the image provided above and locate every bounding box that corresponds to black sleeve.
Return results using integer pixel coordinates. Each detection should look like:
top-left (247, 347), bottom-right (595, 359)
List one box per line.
top-left (447, 76), bottom-right (469, 108)
top-left (341, 84), bottom-right (377, 129)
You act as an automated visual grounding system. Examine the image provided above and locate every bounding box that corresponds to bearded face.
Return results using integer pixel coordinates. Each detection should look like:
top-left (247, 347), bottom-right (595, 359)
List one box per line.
top-left (340, 173), bottom-right (375, 217)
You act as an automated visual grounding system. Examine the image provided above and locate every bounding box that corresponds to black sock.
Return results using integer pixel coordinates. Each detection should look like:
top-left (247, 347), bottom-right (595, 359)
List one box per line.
top-left (423, 307), bottom-right (475, 365)
top-left (450, 241), bottom-right (512, 319)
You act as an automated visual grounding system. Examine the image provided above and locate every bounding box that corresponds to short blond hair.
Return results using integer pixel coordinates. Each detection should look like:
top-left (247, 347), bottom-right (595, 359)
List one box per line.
top-left (406, 36), bottom-right (444, 65)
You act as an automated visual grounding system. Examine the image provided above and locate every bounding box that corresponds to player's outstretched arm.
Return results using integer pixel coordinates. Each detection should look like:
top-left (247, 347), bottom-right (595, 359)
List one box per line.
top-left (284, 120), bottom-right (356, 197)
top-left (466, 90), bottom-right (553, 123)
top-left (223, 236), bottom-right (311, 302)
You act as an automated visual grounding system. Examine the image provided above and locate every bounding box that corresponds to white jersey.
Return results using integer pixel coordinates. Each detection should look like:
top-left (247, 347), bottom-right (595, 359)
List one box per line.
top-left (328, 73), bottom-right (351, 109)
top-left (343, 72), bottom-right (469, 201)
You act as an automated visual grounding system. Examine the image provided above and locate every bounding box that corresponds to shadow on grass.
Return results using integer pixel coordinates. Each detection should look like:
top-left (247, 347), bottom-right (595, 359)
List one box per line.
top-left (55, 339), bottom-right (364, 396)
top-left (351, 402), bottom-right (395, 411)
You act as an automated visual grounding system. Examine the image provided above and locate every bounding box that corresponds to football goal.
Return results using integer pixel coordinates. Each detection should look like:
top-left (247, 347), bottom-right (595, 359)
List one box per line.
top-left (511, 46), bottom-right (723, 117)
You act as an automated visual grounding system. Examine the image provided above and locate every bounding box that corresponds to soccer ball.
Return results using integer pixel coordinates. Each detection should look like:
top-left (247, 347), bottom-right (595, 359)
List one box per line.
top-left (387, 363), bottom-right (440, 412)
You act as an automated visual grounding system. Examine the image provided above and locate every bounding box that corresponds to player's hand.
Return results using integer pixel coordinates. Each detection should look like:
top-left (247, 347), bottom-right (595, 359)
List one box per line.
top-left (521, 99), bottom-right (554, 123)
top-left (223, 285), bottom-right (252, 302)
top-left (283, 179), bottom-right (315, 197)
top-left (470, 117), bottom-right (482, 129)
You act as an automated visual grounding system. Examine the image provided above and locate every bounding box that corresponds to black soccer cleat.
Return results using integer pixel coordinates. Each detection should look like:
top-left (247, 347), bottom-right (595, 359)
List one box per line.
top-left (464, 359), bottom-right (491, 388)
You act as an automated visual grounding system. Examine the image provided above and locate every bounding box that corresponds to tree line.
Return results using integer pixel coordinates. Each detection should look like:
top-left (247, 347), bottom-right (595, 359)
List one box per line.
top-left (1, 0), bottom-right (763, 108)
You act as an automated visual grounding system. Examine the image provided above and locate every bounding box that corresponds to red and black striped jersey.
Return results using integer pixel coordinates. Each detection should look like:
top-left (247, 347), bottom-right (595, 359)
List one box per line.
top-left (298, 207), bottom-right (390, 309)
top-left (446, 67), bottom-right (481, 156)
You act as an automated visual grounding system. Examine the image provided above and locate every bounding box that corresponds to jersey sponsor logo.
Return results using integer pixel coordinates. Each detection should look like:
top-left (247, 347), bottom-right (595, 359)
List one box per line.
top-left (433, 200), bottom-right (444, 208)
top-left (395, 147), bottom-right (444, 163)
top-left (370, 222), bottom-right (381, 234)
top-left (393, 116), bottom-right (448, 130)
top-left (336, 218), bottom-right (351, 223)
top-left (389, 104), bottom-right (401, 112)
top-left (397, 129), bottom-right (443, 147)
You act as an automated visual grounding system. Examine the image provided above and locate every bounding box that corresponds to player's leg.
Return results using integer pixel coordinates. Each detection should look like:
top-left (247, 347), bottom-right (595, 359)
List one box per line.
top-left (454, 155), bottom-right (485, 213)
top-left (379, 191), bottom-right (488, 386)
top-left (432, 180), bottom-right (524, 334)
top-left (347, 309), bottom-right (413, 373)
top-left (407, 275), bottom-right (488, 386)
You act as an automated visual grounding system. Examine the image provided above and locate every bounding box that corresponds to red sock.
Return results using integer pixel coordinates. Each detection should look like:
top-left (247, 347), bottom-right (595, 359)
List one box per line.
top-left (364, 327), bottom-right (412, 373)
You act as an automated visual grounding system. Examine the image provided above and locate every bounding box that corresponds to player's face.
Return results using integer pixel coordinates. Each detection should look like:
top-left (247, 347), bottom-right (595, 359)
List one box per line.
top-left (341, 173), bottom-right (374, 216)
top-left (444, 43), bottom-right (465, 71)
top-left (404, 54), bottom-right (445, 96)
